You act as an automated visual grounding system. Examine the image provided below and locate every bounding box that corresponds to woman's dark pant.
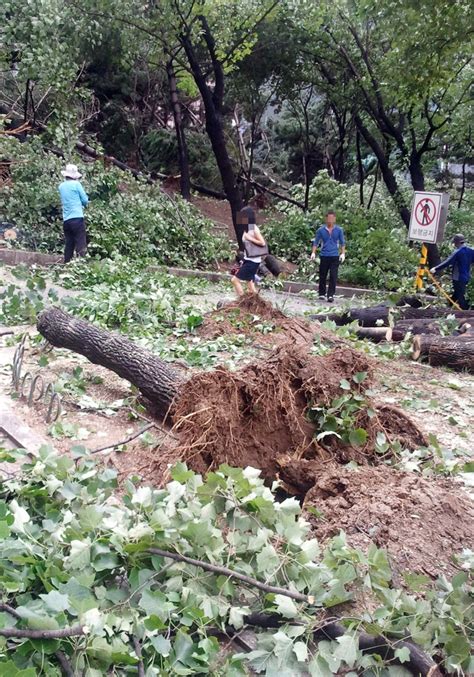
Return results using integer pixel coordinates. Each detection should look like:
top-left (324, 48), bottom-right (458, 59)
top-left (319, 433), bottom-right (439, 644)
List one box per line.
top-left (63, 218), bottom-right (87, 263)
top-left (319, 256), bottom-right (339, 298)
top-left (452, 280), bottom-right (469, 309)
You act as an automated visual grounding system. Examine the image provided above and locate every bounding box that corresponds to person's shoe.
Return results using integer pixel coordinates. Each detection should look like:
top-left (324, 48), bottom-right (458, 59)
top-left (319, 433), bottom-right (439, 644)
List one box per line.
top-left (327, 296), bottom-right (334, 303)
top-left (318, 295), bottom-right (326, 300)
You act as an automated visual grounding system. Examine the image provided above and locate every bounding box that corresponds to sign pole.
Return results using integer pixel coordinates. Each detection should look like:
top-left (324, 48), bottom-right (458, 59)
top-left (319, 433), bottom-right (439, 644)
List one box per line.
top-left (414, 244), bottom-right (428, 290)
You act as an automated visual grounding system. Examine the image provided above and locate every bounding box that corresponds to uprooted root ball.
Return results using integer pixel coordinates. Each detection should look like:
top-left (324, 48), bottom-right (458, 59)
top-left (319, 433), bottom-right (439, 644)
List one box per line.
top-left (153, 343), bottom-right (427, 494)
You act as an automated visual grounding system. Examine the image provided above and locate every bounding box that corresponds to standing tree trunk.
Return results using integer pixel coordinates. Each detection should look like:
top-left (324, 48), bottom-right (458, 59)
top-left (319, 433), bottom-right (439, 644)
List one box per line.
top-left (458, 158), bottom-right (467, 209)
top-left (356, 130), bottom-right (364, 206)
top-left (354, 115), bottom-right (411, 226)
top-left (37, 308), bottom-right (184, 419)
top-left (166, 59), bottom-right (191, 200)
top-left (180, 21), bottom-right (243, 248)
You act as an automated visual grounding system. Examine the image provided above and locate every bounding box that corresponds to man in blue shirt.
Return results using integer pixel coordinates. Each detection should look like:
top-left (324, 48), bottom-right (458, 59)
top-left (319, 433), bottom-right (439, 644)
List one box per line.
top-left (310, 210), bottom-right (346, 302)
top-left (430, 234), bottom-right (474, 309)
top-left (58, 163), bottom-right (89, 263)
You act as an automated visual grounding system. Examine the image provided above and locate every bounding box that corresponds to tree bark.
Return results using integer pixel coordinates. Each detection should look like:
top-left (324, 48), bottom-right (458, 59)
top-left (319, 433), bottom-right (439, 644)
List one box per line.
top-left (311, 305), bottom-right (391, 327)
top-left (311, 305), bottom-right (474, 328)
top-left (166, 59), bottom-right (191, 200)
top-left (401, 307), bottom-right (474, 321)
top-left (180, 22), bottom-right (243, 248)
top-left (356, 130), bottom-right (364, 206)
top-left (37, 308), bottom-right (184, 419)
top-left (412, 334), bottom-right (474, 372)
top-left (354, 115), bottom-right (411, 226)
top-left (355, 327), bottom-right (392, 342)
top-left (391, 320), bottom-right (443, 342)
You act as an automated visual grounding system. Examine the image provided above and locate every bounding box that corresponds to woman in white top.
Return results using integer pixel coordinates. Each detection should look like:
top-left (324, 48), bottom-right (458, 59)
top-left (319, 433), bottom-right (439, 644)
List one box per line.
top-left (231, 206), bottom-right (267, 297)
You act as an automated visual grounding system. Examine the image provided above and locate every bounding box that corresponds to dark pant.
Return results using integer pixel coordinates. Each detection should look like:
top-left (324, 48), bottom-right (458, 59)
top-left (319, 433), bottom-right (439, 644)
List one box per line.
top-left (63, 218), bottom-right (87, 263)
top-left (319, 256), bottom-right (339, 298)
top-left (452, 280), bottom-right (469, 310)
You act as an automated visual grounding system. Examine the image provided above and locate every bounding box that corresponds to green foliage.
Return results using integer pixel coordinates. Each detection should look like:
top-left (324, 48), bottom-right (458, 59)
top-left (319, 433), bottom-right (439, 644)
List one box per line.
top-left (264, 171), bottom-right (419, 290)
top-left (310, 372), bottom-right (370, 447)
top-left (141, 129), bottom-right (223, 192)
top-left (0, 448), bottom-right (471, 674)
top-left (0, 137), bottom-right (230, 267)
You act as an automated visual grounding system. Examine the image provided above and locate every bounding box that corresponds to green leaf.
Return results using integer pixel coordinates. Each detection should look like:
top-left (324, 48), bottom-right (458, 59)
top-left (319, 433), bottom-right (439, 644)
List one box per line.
top-left (39, 590), bottom-right (70, 613)
top-left (394, 647), bottom-right (410, 663)
top-left (171, 630), bottom-right (194, 667)
top-left (274, 595), bottom-right (299, 618)
top-left (139, 589), bottom-right (172, 621)
top-left (293, 641), bottom-right (308, 662)
top-left (352, 371), bottom-right (368, 384)
top-left (0, 521), bottom-right (11, 538)
top-left (150, 635), bottom-right (172, 657)
top-left (340, 379), bottom-right (351, 390)
top-left (334, 634), bottom-right (358, 667)
top-left (349, 428), bottom-right (368, 447)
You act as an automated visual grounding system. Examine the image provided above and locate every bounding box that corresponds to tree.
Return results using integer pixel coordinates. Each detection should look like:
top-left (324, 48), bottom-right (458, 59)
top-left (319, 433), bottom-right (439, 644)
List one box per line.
top-left (291, 0), bottom-right (473, 265)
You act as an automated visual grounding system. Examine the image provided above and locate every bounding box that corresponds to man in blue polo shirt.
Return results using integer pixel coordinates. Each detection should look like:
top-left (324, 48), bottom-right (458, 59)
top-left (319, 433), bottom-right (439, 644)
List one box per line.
top-left (310, 210), bottom-right (346, 302)
top-left (58, 163), bottom-right (89, 263)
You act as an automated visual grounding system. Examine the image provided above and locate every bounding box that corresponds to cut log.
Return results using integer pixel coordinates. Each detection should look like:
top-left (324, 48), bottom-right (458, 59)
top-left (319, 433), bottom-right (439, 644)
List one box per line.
top-left (412, 334), bottom-right (474, 372)
top-left (395, 295), bottom-right (424, 308)
top-left (391, 319), bottom-right (443, 342)
top-left (311, 304), bottom-right (474, 329)
top-left (428, 340), bottom-right (474, 372)
top-left (400, 307), bottom-right (474, 321)
top-left (310, 305), bottom-right (390, 327)
top-left (37, 308), bottom-right (184, 418)
top-left (355, 326), bottom-right (392, 342)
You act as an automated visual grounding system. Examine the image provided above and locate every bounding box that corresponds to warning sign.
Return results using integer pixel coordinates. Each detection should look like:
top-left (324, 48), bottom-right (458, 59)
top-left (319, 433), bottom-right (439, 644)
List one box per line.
top-left (409, 191), bottom-right (449, 244)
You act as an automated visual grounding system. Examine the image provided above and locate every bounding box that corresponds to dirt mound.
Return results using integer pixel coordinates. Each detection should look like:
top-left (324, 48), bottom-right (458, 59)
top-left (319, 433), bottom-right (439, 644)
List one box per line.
top-left (198, 294), bottom-right (329, 348)
top-left (304, 465), bottom-right (474, 579)
top-left (152, 343), bottom-right (427, 492)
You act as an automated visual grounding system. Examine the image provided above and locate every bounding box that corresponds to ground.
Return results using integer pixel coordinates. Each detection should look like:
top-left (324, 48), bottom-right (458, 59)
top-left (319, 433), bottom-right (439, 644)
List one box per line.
top-left (0, 264), bottom-right (473, 587)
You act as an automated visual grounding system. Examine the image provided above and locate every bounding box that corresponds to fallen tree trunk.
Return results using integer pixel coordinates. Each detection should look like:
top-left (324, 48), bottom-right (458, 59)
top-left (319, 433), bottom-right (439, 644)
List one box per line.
top-left (401, 307), bottom-right (474, 321)
top-left (391, 319), bottom-right (444, 342)
top-left (311, 304), bottom-right (474, 328)
top-left (310, 305), bottom-right (390, 327)
top-left (427, 340), bottom-right (474, 372)
top-left (37, 308), bottom-right (184, 418)
top-left (412, 334), bottom-right (474, 372)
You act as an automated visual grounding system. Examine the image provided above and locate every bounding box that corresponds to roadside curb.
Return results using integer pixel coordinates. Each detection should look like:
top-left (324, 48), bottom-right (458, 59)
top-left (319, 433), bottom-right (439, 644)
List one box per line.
top-left (0, 249), bottom-right (377, 298)
top-left (150, 265), bottom-right (378, 298)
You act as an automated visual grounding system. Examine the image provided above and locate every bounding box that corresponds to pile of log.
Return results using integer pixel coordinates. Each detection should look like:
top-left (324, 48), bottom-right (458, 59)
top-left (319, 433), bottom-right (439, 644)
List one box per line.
top-left (311, 302), bottom-right (474, 373)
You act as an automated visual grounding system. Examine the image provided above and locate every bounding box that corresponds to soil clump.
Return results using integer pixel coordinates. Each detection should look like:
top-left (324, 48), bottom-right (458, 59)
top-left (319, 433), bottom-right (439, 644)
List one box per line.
top-left (304, 465), bottom-right (474, 579)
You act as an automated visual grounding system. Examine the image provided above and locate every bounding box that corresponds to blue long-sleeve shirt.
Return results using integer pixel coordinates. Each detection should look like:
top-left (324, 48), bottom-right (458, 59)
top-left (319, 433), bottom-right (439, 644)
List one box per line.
top-left (58, 180), bottom-right (89, 221)
top-left (433, 245), bottom-right (474, 283)
top-left (312, 225), bottom-right (345, 257)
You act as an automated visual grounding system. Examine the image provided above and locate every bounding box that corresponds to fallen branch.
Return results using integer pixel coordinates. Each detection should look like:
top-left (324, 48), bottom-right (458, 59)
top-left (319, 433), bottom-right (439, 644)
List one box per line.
top-left (147, 548), bottom-right (310, 603)
top-left (55, 650), bottom-right (75, 677)
top-left (91, 423), bottom-right (155, 454)
top-left (132, 637), bottom-right (146, 677)
top-left (0, 625), bottom-right (84, 639)
top-left (242, 613), bottom-right (441, 676)
top-left (0, 603), bottom-right (21, 619)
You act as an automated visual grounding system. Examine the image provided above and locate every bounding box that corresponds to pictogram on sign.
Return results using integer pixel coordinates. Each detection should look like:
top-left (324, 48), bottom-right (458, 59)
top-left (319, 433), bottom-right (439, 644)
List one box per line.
top-left (415, 198), bottom-right (436, 226)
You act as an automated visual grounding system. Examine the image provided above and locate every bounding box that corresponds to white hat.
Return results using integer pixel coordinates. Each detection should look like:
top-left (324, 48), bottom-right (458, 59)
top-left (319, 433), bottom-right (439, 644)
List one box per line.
top-left (61, 163), bottom-right (82, 179)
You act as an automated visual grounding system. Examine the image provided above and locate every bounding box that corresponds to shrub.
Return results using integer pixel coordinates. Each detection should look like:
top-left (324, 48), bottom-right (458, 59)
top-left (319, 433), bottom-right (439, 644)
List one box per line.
top-left (0, 136), bottom-right (230, 268)
top-left (264, 171), bottom-right (420, 290)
